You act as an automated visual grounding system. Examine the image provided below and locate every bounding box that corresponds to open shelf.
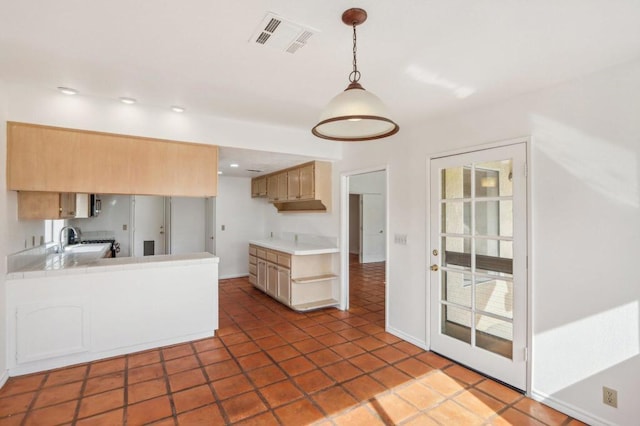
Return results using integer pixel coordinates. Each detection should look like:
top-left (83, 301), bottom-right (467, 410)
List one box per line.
top-left (292, 298), bottom-right (339, 312)
top-left (292, 274), bottom-right (338, 284)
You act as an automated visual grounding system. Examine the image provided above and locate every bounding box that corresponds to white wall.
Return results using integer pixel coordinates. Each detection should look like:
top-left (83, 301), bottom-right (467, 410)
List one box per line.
top-left (350, 170), bottom-right (386, 195)
top-left (337, 59), bottom-right (640, 425)
top-left (170, 197), bottom-right (206, 255)
top-left (215, 176), bottom-right (266, 279)
top-left (0, 80), bottom-right (8, 384)
top-left (1, 80), bottom-right (49, 384)
top-left (6, 84), bottom-right (342, 161)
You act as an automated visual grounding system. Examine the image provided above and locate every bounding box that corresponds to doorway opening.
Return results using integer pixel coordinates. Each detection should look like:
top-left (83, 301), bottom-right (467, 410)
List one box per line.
top-left (131, 196), bottom-right (214, 257)
top-left (341, 168), bottom-right (388, 329)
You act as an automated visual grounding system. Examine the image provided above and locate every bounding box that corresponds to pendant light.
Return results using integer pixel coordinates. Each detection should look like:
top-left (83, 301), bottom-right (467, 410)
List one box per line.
top-left (312, 8), bottom-right (399, 142)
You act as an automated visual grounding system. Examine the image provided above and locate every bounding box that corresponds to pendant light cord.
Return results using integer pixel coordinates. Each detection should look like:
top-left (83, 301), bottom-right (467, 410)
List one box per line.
top-left (349, 23), bottom-right (361, 83)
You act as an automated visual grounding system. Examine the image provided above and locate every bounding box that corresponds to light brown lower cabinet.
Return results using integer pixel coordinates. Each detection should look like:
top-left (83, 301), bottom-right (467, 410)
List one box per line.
top-left (17, 192), bottom-right (76, 220)
top-left (249, 244), bottom-right (338, 311)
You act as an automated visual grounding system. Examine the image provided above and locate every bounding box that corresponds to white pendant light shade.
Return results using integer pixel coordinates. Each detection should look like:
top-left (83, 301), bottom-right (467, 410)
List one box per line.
top-left (312, 8), bottom-right (399, 142)
top-left (312, 84), bottom-right (399, 141)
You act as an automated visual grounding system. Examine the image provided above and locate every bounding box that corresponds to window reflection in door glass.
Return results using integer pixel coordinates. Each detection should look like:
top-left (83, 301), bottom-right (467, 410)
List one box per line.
top-left (441, 165), bottom-right (472, 199)
top-left (475, 160), bottom-right (513, 197)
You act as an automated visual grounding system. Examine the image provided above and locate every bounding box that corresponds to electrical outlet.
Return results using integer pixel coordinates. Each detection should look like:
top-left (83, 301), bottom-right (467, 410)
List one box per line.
top-left (603, 386), bottom-right (618, 408)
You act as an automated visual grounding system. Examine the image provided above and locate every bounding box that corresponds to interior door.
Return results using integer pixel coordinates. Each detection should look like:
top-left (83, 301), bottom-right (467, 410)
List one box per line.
top-left (360, 194), bottom-right (385, 263)
top-left (429, 143), bottom-right (527, 390)
top-left (133, 195), bottom-right (166, 256)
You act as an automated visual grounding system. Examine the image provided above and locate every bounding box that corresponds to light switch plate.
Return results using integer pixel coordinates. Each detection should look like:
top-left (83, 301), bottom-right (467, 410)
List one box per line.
top-left (394, 234), bottom-right (407, 245)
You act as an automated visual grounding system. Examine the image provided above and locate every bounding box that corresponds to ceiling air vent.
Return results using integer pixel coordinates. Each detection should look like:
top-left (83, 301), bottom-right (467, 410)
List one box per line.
top-left (250, 13), bottom-right (317, 54)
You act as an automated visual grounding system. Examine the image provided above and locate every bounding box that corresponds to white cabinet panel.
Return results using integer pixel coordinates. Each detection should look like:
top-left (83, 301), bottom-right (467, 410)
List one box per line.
top-left (17, 300), bottom-right (90, 363)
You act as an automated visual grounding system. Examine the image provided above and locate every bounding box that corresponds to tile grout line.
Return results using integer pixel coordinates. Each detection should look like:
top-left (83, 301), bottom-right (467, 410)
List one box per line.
top-left (18, 372), bottom-right (47, 425)
top-left (190, 338), bottom-right (233, 425)
top-left (123, 355), bottom-right (129, 425)
top-left (71, 363), bottom-right (90, 423)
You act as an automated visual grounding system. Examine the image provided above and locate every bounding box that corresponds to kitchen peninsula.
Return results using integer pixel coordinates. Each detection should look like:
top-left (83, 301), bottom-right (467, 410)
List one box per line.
top-left (249, 235), bottom-right (339, 312)
top-left (6, 249), bottom-right (218, 376)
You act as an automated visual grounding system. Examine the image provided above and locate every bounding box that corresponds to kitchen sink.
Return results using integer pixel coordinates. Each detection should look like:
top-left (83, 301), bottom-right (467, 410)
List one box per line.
top-left (63, 243), bottom-right (110, 254)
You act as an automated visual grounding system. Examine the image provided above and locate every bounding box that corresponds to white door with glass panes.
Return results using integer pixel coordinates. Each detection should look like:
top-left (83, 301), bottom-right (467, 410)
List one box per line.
top-left (429, 143), bottom-right (527, 390)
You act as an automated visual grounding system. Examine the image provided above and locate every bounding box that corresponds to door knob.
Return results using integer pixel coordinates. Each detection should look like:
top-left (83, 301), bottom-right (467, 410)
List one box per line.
top-left (430, 264), bottom-right (439, 271)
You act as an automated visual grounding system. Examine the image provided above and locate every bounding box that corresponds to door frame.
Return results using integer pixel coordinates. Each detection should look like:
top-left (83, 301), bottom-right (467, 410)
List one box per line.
top-left (426, 137), bottom-right (533, 394)
top-left (339, 166), bottom-right (389, 321)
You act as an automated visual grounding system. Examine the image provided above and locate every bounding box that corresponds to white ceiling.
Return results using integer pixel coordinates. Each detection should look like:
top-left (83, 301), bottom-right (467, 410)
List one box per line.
top-left (2, 1), bottom-right (640, 176)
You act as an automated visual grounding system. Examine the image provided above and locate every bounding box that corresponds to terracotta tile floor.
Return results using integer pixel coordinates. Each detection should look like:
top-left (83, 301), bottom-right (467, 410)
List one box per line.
top-left (0, 259), bottom-right (583, 425)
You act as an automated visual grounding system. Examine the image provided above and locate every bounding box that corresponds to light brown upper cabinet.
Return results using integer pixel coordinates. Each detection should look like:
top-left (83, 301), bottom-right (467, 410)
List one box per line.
top-left (267, 172), bottom-right (288, 202)
top-left (17, 192), bottom-right (76, 220)
top-left (258, 161), bottom-right (331, 212)
top-left (287, 163), bottom-right (315, 201)
top-left (251, 176), bottom-right (267, 198)
top-left (7, 122), bottom-right (218, 197)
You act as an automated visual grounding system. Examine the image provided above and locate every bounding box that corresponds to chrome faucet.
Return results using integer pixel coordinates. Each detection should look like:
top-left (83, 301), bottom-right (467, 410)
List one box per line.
top-left (59, 226), bottom-right (79, 252)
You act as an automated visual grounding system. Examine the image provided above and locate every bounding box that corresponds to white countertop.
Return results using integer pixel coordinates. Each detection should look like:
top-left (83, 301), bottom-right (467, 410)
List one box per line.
top-left (7, 251), bottom-right (219, 280)
top-left (249, 239), bottom-right (339, 255)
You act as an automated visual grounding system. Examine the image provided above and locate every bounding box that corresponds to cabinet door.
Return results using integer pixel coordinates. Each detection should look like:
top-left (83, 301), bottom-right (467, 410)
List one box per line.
top-left (59, 193), bottom-right (76, 218)
top-left (299, 164), bottom-right (315, 200)
top-left (17, 192), bottom-right (60, 220)
top-left (277, 267), bottom-right (291, 305)
top-left (266, 263), bottom-right (278, 297)
top-left (256, 259), bottom-right (267, 291)
top-left (267, 175), bottom-right (279, 201)
top-left (287, 169), bottom-right (300, 200)
top-left (276, 173), bottom-right (288, 201)
top-left (251, 177), bottom-right (267, 198)
top-left (257, 177), bottom-right (267, 196)
top-left (17, 191), bottom-right (77, 220)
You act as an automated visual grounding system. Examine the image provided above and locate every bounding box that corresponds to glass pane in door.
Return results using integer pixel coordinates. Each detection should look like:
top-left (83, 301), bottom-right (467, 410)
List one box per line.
top-left (476, 240), bottom-right (513, 277)
top-left (442, 202), bottom-right (471, 234)
top-left (475, 201), bottom-right (513, 237)
top-left (475, 279), bottom-right (514, 320)
top-left (442, 305), bottom-right (471, 344)
top-left (441, 165), bottom-right (472, 199)
top-left (441, 271), bottom-right (472, 307)
top-left (475, 314), bottom-right (513, 358)
top-left (442, 236), bottom-right (471, 272)
top-left (476, 160), bottom-right (513, 197)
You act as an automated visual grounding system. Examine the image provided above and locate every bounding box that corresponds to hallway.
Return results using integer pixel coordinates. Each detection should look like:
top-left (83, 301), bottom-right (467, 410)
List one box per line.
top-left (0, 260), bottom-right (579, 425)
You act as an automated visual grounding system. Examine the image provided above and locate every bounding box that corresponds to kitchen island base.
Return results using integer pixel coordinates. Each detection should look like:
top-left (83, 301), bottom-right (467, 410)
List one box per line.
top-left (6, 253), bottom-right (219, 376)
top-left (249, 240), bottom-right (339, 312)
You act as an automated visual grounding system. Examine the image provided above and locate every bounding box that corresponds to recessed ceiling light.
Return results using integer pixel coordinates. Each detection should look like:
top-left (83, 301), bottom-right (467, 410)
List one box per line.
top-left (57, 87), bottom-right (78, 95)
top-left (229, 163), bottom-right (239, 168)
top-left (218, 171), bottom-right (223, 175)
top-left (171, 106), bottom-right (185, 113)
top-left (119, 97), bottom-right (137, 105)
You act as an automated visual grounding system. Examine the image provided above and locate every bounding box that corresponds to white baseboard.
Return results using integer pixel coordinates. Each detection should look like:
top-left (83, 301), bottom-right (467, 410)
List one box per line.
top-left (531, 389), bottom-right (612, 426)
top-left (8, 330), bottom-right (214, 377)
top-left (386, 325), bottom-right (427, 350)
top-left (0, 369), bottom-right (9, 390)
top-left (219, 273), bottom-right (249, 280)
